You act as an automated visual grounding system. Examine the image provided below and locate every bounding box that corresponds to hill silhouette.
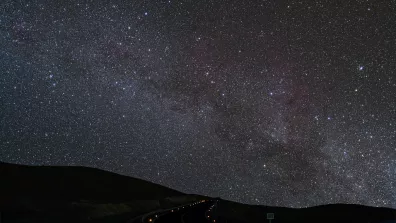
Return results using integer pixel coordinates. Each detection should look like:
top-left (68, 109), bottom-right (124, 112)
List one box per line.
top-left (0, 161), bottom-right (183, 204)
top-left (215, 199), bottom-right (396, 223)
top-left (0, 161), bottom-right (198, 222)
top-left (1, 161), bottom-right (395, 223)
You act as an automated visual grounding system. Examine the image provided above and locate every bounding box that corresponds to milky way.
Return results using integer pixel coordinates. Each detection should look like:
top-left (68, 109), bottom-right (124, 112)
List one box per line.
top-left (1, 0), bottom-right (395, 208)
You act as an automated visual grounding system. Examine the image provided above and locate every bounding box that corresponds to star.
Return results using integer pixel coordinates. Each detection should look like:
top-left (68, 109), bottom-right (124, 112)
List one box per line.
top-left (1, 0), bottom-right (394, 210)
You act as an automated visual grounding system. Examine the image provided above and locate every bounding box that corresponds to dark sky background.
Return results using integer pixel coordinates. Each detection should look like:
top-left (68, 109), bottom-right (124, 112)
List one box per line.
top-left (1, 0), bottom-right (395, 208)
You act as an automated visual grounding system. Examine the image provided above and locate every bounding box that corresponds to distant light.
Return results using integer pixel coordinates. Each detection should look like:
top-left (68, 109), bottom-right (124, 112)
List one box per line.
top-left (359, 66), bottom-right (364, 71)
top-left (148, 218), bottom-right (152, 222)
top-left (144, 12), bottom-right (148, 16)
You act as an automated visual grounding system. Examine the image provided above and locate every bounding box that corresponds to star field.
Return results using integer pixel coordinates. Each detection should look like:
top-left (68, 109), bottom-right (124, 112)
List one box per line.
top-left (1, 0), bottom-right (395, 208)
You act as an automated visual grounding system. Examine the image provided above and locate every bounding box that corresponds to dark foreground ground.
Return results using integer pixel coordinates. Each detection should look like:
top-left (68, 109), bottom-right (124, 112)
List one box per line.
top-left (1, 161), bottom-right (395, 223)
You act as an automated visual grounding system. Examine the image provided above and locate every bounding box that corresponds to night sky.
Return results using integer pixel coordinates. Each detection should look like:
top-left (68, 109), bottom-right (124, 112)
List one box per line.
top-left (1, 0), bottom-right (395, 208)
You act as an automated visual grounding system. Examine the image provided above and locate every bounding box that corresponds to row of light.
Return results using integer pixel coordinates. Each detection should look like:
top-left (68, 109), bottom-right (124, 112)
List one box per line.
top-left (206, 202), bottom-right (216, 223)
top-left (147, 200), bottom-right (208, 222)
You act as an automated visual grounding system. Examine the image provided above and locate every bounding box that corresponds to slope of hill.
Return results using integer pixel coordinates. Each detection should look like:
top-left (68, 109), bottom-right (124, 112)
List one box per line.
top-left (0, 161), bottom-right (183, 204)
top-left (0, 161), bottom-right (191, 222)
top-left (1, 161), bottom-right (395, 223)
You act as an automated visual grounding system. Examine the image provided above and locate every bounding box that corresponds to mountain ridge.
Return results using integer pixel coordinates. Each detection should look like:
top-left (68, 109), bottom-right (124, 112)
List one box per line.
top-left (0, 161), bottom-right (184, 204)
top-left (1, 161), bottom-right (395, 223)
